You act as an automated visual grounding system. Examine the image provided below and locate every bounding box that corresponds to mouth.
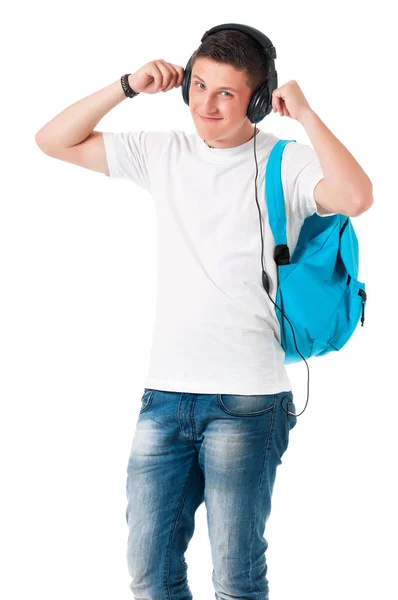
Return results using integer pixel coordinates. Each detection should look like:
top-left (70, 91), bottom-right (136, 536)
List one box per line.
top-left (198, 114), bottom-right (223, 121)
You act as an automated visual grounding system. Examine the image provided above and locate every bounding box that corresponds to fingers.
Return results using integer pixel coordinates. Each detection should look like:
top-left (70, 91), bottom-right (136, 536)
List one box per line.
top-left (272, 92), bottom-right (287, 116)
top-left (155, 60), bottom-right (184, 92)
top-left (171, 64), bottom-right (185, 88)
top-left (153, 60), bottom-right (174, 92)
top-left (149, 61), bottom-right (165, 93)
top-left (272, 90), bottom-right (282, 114)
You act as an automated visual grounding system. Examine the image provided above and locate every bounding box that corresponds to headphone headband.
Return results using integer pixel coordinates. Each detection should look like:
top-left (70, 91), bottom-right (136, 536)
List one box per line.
top-left (201, 23), bottom-right (277, 62)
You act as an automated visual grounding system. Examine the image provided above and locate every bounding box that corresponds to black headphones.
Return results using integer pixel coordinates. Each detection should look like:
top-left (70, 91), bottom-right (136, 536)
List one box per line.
top-left (181, 23), bottom-right (308, 420)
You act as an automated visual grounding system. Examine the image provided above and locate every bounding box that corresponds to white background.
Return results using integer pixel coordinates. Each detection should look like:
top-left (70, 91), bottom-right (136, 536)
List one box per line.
top-left (2, 1), bottom-right (397, 599)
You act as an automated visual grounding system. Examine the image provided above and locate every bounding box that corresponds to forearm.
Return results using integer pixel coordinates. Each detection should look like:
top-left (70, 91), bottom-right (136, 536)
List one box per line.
top-left (35, 76), bottom-right (133, 149)
top-left (298, 109), bottom-right (373, 203)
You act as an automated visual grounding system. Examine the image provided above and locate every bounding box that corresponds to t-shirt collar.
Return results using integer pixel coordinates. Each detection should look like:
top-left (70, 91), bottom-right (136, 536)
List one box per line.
top-left (194, 128), bottom-right (265, 163)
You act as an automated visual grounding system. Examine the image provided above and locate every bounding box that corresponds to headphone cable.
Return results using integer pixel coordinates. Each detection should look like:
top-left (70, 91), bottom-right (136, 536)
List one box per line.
top-left (252, 125), bottom-right (310, 418)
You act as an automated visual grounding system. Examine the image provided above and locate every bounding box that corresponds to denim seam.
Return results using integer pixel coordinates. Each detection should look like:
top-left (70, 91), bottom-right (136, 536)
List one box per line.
top-left (217, 394), bottom-right (274, 417)
top-left (163, 456), bottom-right (198, 600)
top-left (140, 389), bottom-right (155, 414)
top-left (248, 393), bottom-right (277, 600)
top-left (189, 395), bottom-right (199, 443)
top-left (177, 393), bottom-right (200, 450)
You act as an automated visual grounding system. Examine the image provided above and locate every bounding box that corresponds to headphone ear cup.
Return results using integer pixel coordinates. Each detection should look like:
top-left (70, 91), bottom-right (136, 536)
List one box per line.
top-left (182, 56), bottom-right (193, 105)
top-left (247, 81), bottom-right (271, 123)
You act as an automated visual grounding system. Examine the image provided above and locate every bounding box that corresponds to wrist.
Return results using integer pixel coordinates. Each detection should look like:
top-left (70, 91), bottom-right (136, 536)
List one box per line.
top-left (128, 74), bottom-right (135, 89)
top-left (298, 108), bottom-right (317, 127)
top-left (120, 73), bottom-right (139, 98)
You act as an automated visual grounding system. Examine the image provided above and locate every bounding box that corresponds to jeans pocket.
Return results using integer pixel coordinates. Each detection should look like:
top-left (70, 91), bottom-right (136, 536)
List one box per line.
top-left (217, 393), bottom-right (275, 416)
top-left (139, 388), bottom-right (155, 414)
top-left (276, 392), bottom-right (297, 454)
top-left (284, 396), bottom-right (297, 455)
top-left (287, 398), bottom-right (297, 430)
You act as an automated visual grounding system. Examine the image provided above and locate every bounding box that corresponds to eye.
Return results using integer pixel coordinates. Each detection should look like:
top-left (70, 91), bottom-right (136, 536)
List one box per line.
top-left (194, 82), bottom-right (232, 97)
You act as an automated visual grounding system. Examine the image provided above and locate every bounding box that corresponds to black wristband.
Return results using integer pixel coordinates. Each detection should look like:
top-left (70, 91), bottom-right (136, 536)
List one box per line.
top-left (121, 74), bottom-right (140, 98)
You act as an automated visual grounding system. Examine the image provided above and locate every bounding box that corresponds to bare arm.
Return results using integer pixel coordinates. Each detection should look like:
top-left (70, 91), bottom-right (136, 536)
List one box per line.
top-left (34, 61), bottom-right (184, 176)
top-left (34, 77), bottom-right (129, 150)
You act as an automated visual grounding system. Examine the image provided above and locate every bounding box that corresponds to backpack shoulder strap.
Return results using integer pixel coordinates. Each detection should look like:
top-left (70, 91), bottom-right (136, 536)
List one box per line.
top-left (265, 139), bottom-right (296, 251)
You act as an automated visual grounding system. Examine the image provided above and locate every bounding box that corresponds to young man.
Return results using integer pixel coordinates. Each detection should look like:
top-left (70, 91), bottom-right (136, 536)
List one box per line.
top-left (35, 28), bottom-right (373, 600)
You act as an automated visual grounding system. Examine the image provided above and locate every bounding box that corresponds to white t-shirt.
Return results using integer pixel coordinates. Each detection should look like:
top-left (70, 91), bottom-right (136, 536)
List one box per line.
top-left (102, 128), bottom-right (335, 394)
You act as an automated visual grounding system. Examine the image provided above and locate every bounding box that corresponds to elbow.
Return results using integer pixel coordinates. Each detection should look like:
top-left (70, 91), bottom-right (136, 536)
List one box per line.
top-left (351, 193), bottom-right (374, 217)
top-left (35, 132), bottom-right (46, 150)
top-left (35, 133), bottom-right (55, 155)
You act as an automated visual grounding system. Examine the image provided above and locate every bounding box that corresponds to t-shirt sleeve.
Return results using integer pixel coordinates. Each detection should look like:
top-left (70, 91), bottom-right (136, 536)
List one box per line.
top-left (102, 130), bottom-right (171, 192)
top-left (281, 140), bottom-right (337, 219)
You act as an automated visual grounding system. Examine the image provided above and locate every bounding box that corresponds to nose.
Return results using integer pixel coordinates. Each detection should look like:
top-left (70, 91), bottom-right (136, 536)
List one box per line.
top-left (200, 103), bottom-right (221, 117)
top-left (201, 96), bottom-right (220, 114)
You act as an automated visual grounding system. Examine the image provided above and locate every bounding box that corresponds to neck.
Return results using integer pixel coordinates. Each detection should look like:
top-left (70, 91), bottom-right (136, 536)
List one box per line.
top-left (204, 126), bottom-right (258, 149)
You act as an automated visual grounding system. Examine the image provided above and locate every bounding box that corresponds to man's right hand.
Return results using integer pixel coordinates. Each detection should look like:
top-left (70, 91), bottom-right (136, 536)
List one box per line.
top-left (129, 60), bottom-right (185, 94)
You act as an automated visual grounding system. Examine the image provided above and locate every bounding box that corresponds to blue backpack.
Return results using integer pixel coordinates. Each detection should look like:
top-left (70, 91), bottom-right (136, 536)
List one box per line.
top-left (265, 139), bottom-right (367, 364)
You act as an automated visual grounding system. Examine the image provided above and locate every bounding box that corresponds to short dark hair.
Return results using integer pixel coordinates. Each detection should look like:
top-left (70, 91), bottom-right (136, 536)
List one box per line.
top-left (191, 29), bottom-right (270, 93)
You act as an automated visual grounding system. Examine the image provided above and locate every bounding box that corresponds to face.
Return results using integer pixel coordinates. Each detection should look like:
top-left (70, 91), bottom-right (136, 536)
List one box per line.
top-left (189, 57), bottom-right (256, 149)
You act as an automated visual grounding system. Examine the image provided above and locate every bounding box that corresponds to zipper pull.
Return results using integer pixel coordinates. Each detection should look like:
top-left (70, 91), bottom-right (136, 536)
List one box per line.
top-left (358, 289), bottom-right (367, 326)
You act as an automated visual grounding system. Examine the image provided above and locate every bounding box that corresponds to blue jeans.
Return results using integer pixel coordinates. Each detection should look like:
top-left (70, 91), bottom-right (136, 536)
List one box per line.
top-left (125, 389), bottom-right (297, 600)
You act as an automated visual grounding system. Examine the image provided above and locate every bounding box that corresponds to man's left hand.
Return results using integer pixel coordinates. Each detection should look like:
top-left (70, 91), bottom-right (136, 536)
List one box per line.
top-left (272, 80), bottom-right (313, 122)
